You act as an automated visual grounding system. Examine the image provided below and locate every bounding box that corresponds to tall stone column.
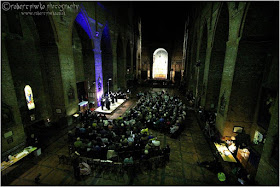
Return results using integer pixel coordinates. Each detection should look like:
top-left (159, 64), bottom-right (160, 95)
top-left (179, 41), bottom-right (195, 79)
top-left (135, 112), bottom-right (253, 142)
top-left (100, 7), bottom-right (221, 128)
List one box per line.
top-left (200, 6), bottom-right (219, 108)
top-left (51, 9), bottom-right (79, 121)
top-left (255, 93), bottom-right (279, 185)
top-left (112, 46), bottom-right (118, 91)
top-left (117, 40), bottom-right (127, 90)
top-left (56, 39), bottom-right (79, 117)
top-left (118, 56), bottom-right (127, 89)
top-left (215, 1), bottom-right (249, 136)
top-left (1, 38), bottom-right (26, 154)
top-left (150, 54), bottom-right (153, 79)
top-left (188, 25), bottom-right (197, 94)
top-left (92, 48), bottom-right (104, 106)
top-left (216, 39), bottom-right (240, 135)
top-left (194, 20), bottom-right (203, 107)
top-left (201, 45), bottom-right (213, 107)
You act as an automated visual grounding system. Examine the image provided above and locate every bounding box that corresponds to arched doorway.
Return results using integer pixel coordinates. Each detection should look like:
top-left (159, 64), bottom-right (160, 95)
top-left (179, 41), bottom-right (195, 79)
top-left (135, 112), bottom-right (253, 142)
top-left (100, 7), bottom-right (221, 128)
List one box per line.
top-left (152, 48), bottom-right (168, 79)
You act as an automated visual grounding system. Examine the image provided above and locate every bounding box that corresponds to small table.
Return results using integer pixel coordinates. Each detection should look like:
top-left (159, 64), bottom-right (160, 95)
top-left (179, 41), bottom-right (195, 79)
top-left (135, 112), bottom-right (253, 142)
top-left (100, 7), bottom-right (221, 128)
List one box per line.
top-left (214, 143), bottom-right (237, 163)
top-left (1, 146), bottom-right (37, 172)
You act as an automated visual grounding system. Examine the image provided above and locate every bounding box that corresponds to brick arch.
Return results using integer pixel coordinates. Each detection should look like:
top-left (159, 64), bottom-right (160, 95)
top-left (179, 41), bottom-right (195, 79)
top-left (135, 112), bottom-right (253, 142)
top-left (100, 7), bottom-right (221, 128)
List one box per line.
top-left (66, 4), bottom-right (99, 49)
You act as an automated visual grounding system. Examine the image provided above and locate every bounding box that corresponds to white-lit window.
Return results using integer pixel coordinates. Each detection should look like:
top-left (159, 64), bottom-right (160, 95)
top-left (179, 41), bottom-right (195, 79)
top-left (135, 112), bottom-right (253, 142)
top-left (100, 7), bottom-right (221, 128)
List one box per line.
top-left (24, 85), bottom-right (35, 110)
top-left (153, 48), bottom-right (168, 79)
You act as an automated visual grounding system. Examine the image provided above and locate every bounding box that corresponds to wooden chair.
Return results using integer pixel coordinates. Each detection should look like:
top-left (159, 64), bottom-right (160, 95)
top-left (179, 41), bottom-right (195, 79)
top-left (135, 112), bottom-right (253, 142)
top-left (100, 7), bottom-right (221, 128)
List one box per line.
top-left (112, 162), bottom-right (125, 181)
top-left (92, 159), bottom-right (102, 177)
top-left (101, 161), bottom-right (114, 180)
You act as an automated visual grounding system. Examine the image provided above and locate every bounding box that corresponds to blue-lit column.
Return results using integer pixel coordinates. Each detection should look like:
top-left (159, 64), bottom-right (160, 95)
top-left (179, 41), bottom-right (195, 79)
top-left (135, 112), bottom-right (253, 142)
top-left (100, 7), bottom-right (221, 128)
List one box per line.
top-left (93, 48), bottom-right (103, 107)
top-left (92, 20), bottom-right (104, 106)
top-left (75, 7), bottom-right (105, 107)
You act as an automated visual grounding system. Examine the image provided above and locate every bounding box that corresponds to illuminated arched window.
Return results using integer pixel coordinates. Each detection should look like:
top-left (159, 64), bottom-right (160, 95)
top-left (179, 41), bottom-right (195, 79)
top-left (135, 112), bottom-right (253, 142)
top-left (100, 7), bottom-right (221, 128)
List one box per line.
top-left (24, 85), bottom-right (35, 110)
top-left (153, 48), bottom-right (168, 79)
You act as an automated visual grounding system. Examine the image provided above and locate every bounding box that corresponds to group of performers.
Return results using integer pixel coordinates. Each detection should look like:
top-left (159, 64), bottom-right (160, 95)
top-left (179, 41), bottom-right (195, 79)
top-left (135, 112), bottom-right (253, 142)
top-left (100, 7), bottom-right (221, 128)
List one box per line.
top-left (100, 91), bottom-right (128, 111)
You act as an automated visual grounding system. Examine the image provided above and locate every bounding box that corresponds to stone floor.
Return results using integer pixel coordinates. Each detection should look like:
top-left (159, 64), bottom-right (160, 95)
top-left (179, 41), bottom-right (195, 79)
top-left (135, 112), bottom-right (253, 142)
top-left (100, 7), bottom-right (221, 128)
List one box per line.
top-left (2, 87), bottom-right (233, 185)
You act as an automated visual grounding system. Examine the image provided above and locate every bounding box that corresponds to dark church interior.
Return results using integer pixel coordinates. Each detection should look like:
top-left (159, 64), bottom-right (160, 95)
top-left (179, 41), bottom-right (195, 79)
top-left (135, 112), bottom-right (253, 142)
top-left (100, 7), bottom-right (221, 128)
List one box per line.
top-left (1, 1), bottom-right (279, 186)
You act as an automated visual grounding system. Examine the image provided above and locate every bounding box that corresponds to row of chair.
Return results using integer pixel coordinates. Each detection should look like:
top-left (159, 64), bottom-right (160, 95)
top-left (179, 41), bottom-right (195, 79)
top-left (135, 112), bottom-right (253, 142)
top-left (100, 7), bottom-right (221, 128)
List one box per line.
top-left (58, 154), bottom-right (168, 181)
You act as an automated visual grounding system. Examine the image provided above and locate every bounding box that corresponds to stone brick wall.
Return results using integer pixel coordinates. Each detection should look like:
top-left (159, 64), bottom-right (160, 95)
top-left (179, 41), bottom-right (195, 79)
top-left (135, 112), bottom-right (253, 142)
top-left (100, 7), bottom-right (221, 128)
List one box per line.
top-left (1, 42), bottom-right (26, 154)
top-left (185, 2), bottom-right (278, 184)
top-left (5, 15), bottom-right (50, 125)
top-left (255, 94), bottom-right (279, 185)
top-left (205, 3), bottom-right (228, 110)
top-left (1, 1), bottom-right (137, 154)
top-left (73, 24), bottom-right (85, 83)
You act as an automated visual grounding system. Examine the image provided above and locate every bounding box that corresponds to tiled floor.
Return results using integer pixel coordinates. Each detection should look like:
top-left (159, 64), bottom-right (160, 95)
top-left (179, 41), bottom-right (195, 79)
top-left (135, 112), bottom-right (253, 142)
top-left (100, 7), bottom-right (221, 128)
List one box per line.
top-left (2, 87), bottom-right (233, 185)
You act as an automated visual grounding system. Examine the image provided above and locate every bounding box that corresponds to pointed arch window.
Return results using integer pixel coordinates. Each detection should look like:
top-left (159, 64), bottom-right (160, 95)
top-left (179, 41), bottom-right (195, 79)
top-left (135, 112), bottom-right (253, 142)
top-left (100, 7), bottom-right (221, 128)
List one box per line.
top-left (153, 48), bottom-right (168, 79)
top-left (24, 85), bottom-right (35, 110)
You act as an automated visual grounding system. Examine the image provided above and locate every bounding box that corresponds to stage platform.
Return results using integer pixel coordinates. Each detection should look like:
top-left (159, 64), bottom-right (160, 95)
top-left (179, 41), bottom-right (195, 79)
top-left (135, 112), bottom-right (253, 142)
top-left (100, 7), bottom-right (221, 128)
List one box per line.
top-left (94, 99), bottom-right (126, 114)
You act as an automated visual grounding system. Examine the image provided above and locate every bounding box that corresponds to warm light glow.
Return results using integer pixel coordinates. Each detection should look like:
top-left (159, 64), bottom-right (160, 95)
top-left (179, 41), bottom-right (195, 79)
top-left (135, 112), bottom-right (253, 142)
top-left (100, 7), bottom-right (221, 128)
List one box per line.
top-left (228, 143), bottom-right (236, 153)
top-left (253, 130), bottom-right (263, 144)
top-left (24, 85), bottom-right (35, 110)
top-left (73, 113), bottom-right (79, 118)
top-left (241, 148), bottom-right (250, 158)
top-left (214, 142), bottom-right (237, 163)
top-left (153, 48), bottom-right (168, 79)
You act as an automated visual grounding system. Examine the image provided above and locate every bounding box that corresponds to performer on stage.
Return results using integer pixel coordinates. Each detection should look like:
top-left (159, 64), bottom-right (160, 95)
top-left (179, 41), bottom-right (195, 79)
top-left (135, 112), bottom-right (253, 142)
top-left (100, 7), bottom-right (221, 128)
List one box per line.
top-left (115, 93), bottom-right (118, 103)
top-left (111, 94), bottom-right (115, 105)
top-left (105, 96), bottom-right (110, 110)
top-left (101, 97), bottom-right (105, 110)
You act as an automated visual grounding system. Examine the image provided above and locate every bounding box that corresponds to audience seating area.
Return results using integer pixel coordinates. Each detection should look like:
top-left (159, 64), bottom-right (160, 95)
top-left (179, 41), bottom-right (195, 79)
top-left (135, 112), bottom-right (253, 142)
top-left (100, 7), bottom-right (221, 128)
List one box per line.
top-left (66, 90), bottom-right (186, 178)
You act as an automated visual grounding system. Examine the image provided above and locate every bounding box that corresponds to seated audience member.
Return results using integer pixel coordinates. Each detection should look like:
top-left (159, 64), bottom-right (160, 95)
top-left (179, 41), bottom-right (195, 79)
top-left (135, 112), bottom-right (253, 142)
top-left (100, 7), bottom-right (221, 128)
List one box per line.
top-left (80, 124), bottom-right (86, 134)
top-left (128, 135), bottom-right (134, 143)
top-left (74, 137), bottom-right (83, 152)
top-left (68, 131), bottom-right (75, 143)
top-left (93, 145), bottom-right (101, 158)
top-left (103, 120), bottom-right (109, 127)
top-left (170, 125), bottom-right (179, 134)
top-left (124, 155), bottom-right (134, 166)
top-left (148, 132), bottom-right (154, 140)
